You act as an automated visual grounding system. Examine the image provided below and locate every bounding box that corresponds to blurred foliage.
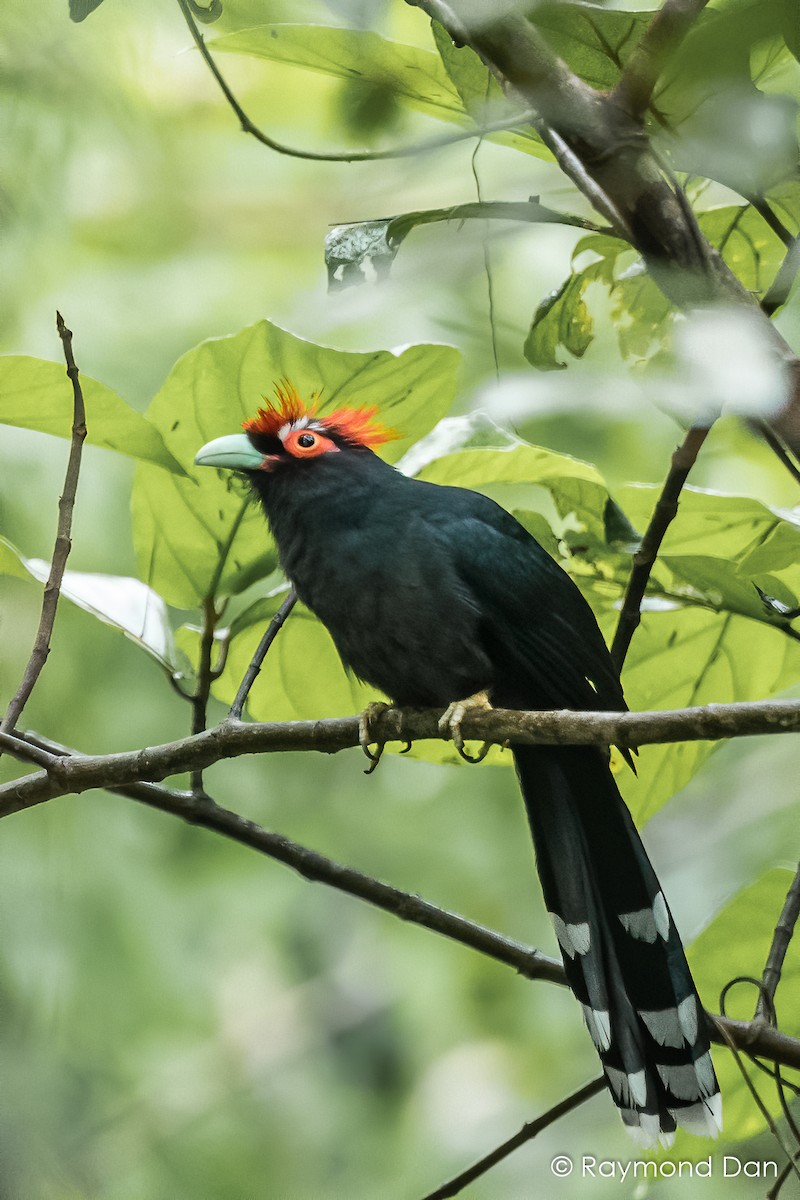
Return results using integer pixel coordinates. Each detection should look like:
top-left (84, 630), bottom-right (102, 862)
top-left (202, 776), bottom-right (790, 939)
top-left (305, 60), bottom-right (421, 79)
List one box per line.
top-left (1, 0), bottom-right (800, 1197)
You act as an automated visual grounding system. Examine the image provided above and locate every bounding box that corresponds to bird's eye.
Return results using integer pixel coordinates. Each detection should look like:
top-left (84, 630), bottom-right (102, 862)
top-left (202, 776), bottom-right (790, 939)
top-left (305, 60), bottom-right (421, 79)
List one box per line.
top-left (297, 432), bottom-right (316, 448)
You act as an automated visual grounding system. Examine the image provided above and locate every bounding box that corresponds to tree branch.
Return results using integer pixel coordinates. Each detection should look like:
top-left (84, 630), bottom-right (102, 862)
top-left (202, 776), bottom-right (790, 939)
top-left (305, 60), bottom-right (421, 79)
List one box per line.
top-left (420, 1077), bottom-right (605, 1200)
top-left (3, 698), bottom-right (800, 817)
top-left (229, 589), bottom-right (297, 720)
top-left (611, 424), bottom-right (710, 671)
top-left (759, 865), bottom-right (800, 1019)
top-left (408, 0), bottom-right (800, 461)
top-left (613, 0), bottom-right (712, 120)
top-left (1, 313), bottom-right (87, 735)
top-left (3, 727), bottom-right (800, 1074)
top-left (176, 0), bottom-right (540, 164)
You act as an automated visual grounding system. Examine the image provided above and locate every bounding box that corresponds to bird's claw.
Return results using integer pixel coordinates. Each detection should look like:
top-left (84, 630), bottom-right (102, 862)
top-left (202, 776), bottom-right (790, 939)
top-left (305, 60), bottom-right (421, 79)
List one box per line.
top-left (438, 691), bottom-right (493, 764)
top-left (359, 701), bottom-right (391, 775)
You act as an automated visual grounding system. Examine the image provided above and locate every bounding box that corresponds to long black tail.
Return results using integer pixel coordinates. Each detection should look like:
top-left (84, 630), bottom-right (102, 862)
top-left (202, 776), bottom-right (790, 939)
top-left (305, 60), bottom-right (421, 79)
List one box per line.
top-left (515, 743), bottom-right (721, 1147)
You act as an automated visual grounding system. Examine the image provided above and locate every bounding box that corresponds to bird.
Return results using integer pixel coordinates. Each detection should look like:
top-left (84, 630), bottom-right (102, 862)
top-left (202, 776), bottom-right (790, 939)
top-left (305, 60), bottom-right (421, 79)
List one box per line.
top-left (195, 380), bottom-right (721, 1147)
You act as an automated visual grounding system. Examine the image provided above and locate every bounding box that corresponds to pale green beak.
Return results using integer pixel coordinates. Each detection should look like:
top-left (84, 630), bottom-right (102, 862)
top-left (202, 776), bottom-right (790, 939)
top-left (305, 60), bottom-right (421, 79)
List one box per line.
top-left (194, 433), bottom-right (265, 471)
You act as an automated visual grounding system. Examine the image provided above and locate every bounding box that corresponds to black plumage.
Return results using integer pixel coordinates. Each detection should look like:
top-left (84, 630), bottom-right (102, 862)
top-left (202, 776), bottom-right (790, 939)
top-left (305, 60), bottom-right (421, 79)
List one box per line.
top-left (196, 396), bottom-right (721, 1146)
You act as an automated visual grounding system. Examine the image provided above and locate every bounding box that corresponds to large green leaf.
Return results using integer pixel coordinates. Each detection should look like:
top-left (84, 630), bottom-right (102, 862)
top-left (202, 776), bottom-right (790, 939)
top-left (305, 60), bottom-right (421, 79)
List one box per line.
top-left (525, 235), bottom-right (662, 370)
top-left (617, 485), bottom-right (800, 625)
top-left (0, 356), bottom-right (183, 474)
top-left (131, 319), bottom-right (461, 609)
top-left (207, 24), bottom-right (463, 123)
top-left (698, 206), bottom-right (787, 295)
top-left (684, 869), bottom-right (800, 1147)
top-left (0, 534), bottom-right (176, 670)
top-left (416, 441), bottom-right (611, 542)
top-left (528, 2), bottom-right (651, 90)
top-left (430, 22), bottom-right (548, 157)
top-left (614, 604), bottom-right (800, 823)
top-left (656, 0), bottom-right (799, 192)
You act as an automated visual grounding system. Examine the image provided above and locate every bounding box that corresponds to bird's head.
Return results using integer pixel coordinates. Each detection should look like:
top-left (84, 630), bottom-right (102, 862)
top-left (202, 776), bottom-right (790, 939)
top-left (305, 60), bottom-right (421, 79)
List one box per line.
top-left (195, 380), bottom-right (396, 477)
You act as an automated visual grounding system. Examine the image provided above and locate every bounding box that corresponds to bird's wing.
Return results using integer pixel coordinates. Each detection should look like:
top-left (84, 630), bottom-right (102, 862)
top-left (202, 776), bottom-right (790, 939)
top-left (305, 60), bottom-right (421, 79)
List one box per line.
top-left (433, 490), bottom-right (625, 714)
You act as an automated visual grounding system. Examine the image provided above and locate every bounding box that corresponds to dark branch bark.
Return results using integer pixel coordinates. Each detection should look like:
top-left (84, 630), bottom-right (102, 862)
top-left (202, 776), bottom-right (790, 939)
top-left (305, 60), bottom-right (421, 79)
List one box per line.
top-left (229, 589), bottom-right (297, 720)
top-left (759, 865), bottom-right (800, 1019)
top-left (3, 728), bottom-right (800, 1074)
top-left (408, 0), bottom-right (800, 455)
top-left (3, 698), bottom-right (800, 817)
top-left (1, 314), bottom-right (87, 735)
top-left (611, 424), bottom-right (710, 670)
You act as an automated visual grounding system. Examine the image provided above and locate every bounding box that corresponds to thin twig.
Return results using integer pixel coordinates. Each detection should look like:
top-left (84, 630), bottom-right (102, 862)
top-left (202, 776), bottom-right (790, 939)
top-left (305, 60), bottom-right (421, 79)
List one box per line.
top-left (749, 197), bottom-right (795, 250)
top-left (3, 725), bottom-right (800, 1073)
top-left (768, 1153), bottom-right (800, 1200)
top-left (613, 0), bottom-right (711, 120)
top-left (0, 730), bottom-right (61, 769)
top-left (533, 123), bottom-right (633, 241)
top-left (190, 594), bottom-right (219, 793)
top-left (611, 424), bottom-right (710, 671)
top-left (712, 1016), bottom-right (800, 1187)
top-left (757, 423), bottom-right (800, 488)
top-left (3, 697), bottom-right (800, 817)
top-left (759, 865), bottom-right (800, 1019)
top-left (1, 313), bottom-right (87, 735)
top-left (420, 1077), bottom-right (605, 1200)
top-left (229, 589), bottom-right (297, 720)
top-left (176, 0), bottom-right (539, 164)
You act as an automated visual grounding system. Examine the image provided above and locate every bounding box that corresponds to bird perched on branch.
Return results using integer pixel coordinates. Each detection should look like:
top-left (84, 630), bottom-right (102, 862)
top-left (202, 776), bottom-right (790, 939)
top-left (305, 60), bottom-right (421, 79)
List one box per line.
top-left (196, 382), bottom-right (721, 1147)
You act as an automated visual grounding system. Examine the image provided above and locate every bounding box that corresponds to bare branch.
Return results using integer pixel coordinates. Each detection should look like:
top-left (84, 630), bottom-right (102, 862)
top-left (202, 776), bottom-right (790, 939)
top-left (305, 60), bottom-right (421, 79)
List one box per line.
top-left (611, 424), bottom-right (710, 671)
top-left (614, 0), bottom-right (712, 120)
top-left (3, 698), bottom-right (800, 817)
top-left (759, 865), bottom-right (800, 1019)
top-left (176, 0), bottom-right (539, 164)
top-left (420, 1077), bottom-right (605, 1200)
top-left (229, 589), bottom-right (297, 720)
top-left (3, 727), bottom-right (800, 1073)
top-left (1, 313), bottom-right (87, 735)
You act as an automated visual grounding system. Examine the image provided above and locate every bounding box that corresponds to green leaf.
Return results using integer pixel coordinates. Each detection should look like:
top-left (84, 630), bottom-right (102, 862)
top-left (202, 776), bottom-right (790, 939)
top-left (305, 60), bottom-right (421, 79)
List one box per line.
top-left (614, 605), bottom-right (800, 823)
top-left (326, 200), bottom-right (593, 289)
top-left (525, 235), bottom-right (636, 369)
top-left (430, 22), bottom-right (547, 157)
top-left (0, 356), bottom-right (184, 475)
top-left (416, 441), bottom-right (611, 542)
top-left (524, 273), bottom-right (596, 370)
top-left (207, 24), bottom-right (464, 124)
top-left (657, 0), bottom-right (800, 192)
top-left (698, 206), bottom-right (787, 295)
top-left (0, 534), bottom-right (33, 582)
top-left (565, 485), bottom-right (800, 819)
top-left (528, 2), bottom-right (651, 90)
top-left (69, 0), bottom-right (106, 20)
top-left (0, 535), bottom-right (176, 670)
top-left (685, 869), bottom-right (799, 1146)
top-left (132, 319), bottom-right (461, 609)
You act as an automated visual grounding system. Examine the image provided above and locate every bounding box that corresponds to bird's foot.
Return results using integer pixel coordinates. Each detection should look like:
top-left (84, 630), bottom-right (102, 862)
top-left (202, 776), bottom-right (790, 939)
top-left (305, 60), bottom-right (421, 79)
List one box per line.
top-left (358, 701), bottom-right (391, 775)
top-left (438, 691), bottom-right (493, 764)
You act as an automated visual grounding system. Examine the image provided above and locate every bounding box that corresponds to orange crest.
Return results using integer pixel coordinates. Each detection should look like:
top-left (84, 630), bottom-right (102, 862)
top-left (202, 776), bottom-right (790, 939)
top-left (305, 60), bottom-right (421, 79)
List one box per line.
top-left (243, 379), bottom-right (398, 448)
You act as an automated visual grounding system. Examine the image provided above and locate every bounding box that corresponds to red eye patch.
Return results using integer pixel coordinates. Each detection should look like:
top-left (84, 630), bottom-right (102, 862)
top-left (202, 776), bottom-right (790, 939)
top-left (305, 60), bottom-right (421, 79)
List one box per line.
top-left (282, 428), bottom-right (340, 459)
